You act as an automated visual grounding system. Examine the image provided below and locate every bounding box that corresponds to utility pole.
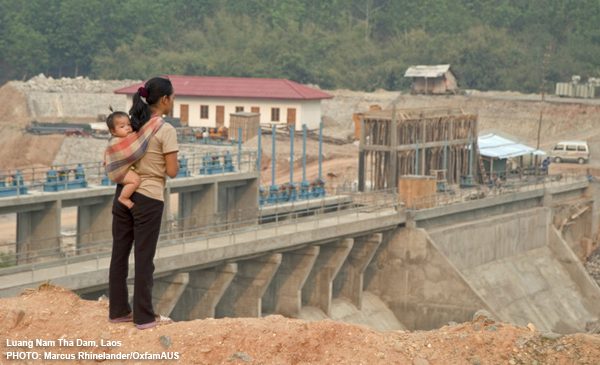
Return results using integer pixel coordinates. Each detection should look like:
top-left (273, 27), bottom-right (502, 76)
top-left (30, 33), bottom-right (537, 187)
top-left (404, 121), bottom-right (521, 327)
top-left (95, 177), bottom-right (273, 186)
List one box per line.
top-left (536, 44), bottom-right (552, 174)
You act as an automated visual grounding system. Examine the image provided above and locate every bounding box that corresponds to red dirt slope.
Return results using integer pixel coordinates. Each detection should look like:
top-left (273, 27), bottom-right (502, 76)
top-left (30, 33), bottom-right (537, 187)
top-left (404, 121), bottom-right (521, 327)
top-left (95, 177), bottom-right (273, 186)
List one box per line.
top-left (1, 285), bottom-right (599, 365)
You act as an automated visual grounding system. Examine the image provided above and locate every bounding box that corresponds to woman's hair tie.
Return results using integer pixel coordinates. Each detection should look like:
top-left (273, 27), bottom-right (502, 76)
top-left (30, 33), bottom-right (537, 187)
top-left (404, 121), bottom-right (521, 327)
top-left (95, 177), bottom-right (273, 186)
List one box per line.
top-left (138, 86), bottom-right (149, 98)
top-left (138, 86), bottom-right (149, 104)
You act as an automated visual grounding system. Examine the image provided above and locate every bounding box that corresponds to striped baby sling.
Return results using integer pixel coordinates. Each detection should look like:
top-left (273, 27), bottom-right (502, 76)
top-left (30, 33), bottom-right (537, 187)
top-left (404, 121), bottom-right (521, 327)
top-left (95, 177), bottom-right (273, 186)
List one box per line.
top-left (104, 116), bottom-right (164, 183)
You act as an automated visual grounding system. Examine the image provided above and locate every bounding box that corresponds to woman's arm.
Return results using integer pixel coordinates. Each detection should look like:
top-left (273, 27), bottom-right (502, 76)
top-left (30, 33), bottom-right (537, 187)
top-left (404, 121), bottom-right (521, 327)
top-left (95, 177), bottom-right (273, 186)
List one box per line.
top-left (165, 152), bottom-right (179, 178)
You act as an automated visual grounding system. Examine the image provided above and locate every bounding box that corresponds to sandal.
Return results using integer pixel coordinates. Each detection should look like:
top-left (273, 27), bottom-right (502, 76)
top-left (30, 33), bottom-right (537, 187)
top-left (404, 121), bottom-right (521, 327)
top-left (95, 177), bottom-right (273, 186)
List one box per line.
top-left (135, 315), bottom-right (172, 330)
top-left (109, 313), bottom-right (133, 323)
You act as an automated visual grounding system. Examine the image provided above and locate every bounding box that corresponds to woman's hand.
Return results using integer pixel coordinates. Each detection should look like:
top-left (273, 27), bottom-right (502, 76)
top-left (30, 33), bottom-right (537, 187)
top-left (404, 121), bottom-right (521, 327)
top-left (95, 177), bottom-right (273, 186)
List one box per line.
top-left (164, 152), bottom-right (179, 178)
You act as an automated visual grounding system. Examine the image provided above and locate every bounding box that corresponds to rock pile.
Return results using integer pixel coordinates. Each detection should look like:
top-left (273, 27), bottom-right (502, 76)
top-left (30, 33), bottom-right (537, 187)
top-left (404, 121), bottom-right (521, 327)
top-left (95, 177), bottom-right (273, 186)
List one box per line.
top-left (9, 74), bottom-right (138, 93)
top-left (584, 247), bottom-right (600, 285)
top-left (5, 74), bottom-right (139, 121)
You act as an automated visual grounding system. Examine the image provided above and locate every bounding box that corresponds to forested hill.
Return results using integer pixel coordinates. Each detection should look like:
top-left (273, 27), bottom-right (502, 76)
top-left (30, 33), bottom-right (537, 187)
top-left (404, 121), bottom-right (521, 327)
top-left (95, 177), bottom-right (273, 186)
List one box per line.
top-left (1, 0), bottom-right (599, 93)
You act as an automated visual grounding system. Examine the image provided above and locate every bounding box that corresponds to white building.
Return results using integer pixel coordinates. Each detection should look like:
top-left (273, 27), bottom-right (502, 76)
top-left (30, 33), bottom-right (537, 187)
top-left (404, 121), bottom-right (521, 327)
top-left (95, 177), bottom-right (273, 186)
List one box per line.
top-left (114, 75), bottom-right (333, 130)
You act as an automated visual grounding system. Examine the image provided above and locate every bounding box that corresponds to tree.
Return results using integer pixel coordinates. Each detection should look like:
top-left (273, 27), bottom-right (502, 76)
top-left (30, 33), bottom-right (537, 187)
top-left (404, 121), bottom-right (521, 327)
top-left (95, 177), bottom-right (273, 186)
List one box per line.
top-left (2, 0), bottom-right (600, 93)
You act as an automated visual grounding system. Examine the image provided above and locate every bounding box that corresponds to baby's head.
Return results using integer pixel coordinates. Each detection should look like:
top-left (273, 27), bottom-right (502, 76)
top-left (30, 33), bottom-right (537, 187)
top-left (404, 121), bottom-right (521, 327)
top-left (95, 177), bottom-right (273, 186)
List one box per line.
top-left (106, 111), bottom-right (132, 138)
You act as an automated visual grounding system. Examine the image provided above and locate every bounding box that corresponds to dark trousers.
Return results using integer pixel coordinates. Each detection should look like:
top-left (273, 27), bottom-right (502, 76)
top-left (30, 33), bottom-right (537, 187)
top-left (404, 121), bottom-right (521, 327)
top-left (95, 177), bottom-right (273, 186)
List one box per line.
top-left (108, 185), bottom-right (164, 325)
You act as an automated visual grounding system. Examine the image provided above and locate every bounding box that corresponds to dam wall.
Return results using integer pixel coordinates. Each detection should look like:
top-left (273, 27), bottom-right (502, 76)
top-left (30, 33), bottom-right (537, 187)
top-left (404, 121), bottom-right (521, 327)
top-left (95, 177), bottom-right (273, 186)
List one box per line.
top-left (1, 176), bottom-right (598, 333)
top-left (364, 228), bottom-right (490, 330)
top-left (428, 208), bottom-right (600, 333)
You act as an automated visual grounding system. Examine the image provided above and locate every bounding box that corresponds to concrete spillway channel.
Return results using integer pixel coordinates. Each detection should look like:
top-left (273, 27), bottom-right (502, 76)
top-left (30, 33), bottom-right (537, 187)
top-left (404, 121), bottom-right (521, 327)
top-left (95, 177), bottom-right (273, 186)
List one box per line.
top-left (424, 208), bottom-right (600, 333)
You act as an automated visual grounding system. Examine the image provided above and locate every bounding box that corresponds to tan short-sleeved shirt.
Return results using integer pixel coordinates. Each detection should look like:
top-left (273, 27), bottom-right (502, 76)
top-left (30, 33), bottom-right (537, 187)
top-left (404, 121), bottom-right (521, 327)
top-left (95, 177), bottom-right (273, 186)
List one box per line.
top-left (133, 120), bottom-right (178, 201)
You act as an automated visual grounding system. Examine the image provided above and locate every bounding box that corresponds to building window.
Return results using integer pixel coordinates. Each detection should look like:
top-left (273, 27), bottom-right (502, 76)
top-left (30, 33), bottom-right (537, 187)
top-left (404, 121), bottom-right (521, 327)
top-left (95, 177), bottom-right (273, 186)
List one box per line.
top-left (235, 106), bottom-right (244, 112)
top-left (271, 108), bottom-right (280, 122)
top-left (200, 105), bottom-right (209, 119)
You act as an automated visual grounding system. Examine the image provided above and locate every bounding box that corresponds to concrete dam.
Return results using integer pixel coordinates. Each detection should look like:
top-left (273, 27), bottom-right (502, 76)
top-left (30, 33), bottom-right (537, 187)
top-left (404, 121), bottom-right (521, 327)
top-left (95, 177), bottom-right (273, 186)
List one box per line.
top-left (428, 208), bottom-right (598, 333)
top-left (1, 170), bottom-right (599, 334)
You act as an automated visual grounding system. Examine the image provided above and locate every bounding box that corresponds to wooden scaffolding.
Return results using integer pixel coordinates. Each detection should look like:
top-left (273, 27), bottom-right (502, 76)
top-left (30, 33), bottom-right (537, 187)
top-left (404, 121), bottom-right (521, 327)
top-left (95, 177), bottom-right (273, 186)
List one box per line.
top-left (358, 107), bottom-right (478, 191)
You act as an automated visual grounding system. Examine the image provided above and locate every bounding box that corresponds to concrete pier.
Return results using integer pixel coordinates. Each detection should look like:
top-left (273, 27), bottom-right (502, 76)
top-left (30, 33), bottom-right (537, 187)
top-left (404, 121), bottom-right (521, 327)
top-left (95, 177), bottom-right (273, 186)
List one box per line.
top-left (263, 246), bottom-right (319, 316)
top-left (219, 178), bottom-right (259, 223)
top-left (17, 201), bottom-right (62, 263)
top-left (334, 233), bottom-right (382, 309)
top-left (178, 184), bottom-right (218, 232)
top-left (216, 254), bottom-right (281, 318)
top-left (302, 238), bottom-right (353, 316)
top-left (172, 263), bottom-right (238, 320)
top-left (153, 272), bottom-right (189, 316)
top-left (77, 196), bottom-right (112, 249)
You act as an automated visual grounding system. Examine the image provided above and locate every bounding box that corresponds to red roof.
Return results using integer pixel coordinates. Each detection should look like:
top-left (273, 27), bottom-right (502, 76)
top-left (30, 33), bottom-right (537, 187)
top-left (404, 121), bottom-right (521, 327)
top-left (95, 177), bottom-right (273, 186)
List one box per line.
top-left (114, 75), bottom-right (333, 100)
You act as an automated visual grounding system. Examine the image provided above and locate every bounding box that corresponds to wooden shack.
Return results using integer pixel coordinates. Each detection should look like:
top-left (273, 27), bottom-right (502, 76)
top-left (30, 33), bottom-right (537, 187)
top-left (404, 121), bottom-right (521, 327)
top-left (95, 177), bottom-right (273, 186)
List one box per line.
top-left (358, 107), bottom-right (478, 191)
top-left (229, 112), bottom-right (260, 142)
top-left (404, 64), bottom-right (458, 94)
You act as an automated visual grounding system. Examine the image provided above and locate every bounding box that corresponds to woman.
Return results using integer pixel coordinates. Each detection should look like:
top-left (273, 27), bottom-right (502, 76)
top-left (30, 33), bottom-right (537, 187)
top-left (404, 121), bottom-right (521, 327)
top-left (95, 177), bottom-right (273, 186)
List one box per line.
top-left (108, 77), bottom-right (179, 330)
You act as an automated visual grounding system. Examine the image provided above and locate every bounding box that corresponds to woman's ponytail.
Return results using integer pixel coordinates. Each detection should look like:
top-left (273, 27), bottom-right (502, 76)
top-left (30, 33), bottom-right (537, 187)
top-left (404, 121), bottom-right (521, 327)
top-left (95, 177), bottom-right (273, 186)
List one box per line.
top-left (129, 89), bottom-right (151, 131)
top-left (129, 77), bottom-right (173, 131)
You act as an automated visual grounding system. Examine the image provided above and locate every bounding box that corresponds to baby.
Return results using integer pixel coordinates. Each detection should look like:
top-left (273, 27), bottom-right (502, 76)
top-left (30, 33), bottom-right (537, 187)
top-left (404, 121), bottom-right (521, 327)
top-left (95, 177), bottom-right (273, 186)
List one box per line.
top-left (105, 111), bottom-right (141, 209)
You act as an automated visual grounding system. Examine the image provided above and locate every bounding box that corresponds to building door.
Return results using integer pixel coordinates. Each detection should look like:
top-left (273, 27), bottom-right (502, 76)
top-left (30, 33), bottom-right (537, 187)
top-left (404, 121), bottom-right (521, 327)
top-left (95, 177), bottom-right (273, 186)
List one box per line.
top-left (216, 105), bottom-right (225, 128)
top-left (287, 108), bottom-right (296, 127)
top-left (180, 104), bottom-right (189, 126)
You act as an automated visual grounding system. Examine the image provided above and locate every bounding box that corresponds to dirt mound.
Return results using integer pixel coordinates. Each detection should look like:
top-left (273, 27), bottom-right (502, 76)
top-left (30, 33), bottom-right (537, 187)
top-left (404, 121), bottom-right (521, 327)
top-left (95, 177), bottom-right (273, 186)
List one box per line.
top-left (1, 285), bottom-right (599, 364)
top-left (0, 133), bottom-right (64, 170)
top-left (0, 83), bottom-right (29, 127)
top-left (0, 83), bottom-right (65, 170)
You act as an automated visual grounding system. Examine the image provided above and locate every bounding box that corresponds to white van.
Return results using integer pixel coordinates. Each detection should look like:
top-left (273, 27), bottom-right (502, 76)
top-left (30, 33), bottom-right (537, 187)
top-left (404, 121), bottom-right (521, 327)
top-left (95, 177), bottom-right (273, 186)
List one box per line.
top-left (550, 141), bottom-right (590, 164)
